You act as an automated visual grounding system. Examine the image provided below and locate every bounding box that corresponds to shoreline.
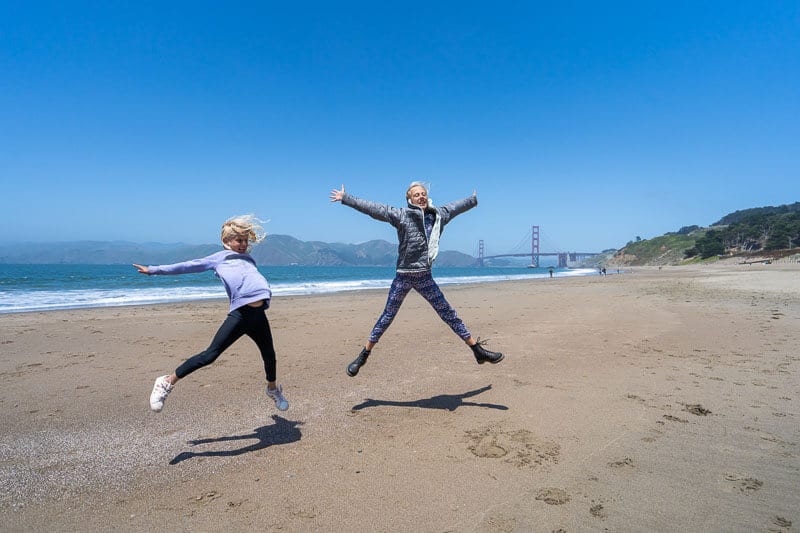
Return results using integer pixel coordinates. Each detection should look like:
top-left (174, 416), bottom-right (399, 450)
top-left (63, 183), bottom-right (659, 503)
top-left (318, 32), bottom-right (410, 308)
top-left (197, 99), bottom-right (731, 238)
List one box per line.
top-left (0, 266), bottom-right (601, 316)
top-left (1, 263), bottom-right (798, 531)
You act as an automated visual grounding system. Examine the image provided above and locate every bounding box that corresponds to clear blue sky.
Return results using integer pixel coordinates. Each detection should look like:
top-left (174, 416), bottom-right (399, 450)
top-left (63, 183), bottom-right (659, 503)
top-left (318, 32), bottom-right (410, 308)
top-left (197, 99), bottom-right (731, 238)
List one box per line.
top-left (2, 1), bottom-right (797, 256)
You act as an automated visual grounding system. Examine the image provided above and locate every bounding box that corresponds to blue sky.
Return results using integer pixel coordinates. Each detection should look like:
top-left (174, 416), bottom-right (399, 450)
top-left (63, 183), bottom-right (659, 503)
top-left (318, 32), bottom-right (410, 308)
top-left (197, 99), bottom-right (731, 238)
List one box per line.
top-left (2, 1), bottom-right (798, 256)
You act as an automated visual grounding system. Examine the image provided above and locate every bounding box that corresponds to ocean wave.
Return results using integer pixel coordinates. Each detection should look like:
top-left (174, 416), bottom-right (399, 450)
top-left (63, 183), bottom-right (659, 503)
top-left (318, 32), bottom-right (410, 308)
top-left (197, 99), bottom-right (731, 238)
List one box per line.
top-left (0, 268), bottom-right (599, 313)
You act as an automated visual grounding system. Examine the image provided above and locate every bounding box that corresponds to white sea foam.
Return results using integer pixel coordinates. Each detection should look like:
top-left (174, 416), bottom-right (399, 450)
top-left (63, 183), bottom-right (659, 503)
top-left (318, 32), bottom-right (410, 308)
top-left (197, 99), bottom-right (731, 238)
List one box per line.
top-left (0, 287), bottom-right (228, 313)
top-left (0, 269), bottom-right (598, 313)
top-left (435, 267), bottom-right (595, 286)
top-left (270, 278), bottom-right (393, 296)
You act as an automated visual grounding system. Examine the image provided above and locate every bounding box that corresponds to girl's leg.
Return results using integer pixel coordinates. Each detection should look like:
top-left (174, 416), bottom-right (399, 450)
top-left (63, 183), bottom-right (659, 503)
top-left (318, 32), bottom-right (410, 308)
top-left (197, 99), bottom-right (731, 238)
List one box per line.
top-left (347, 274), bottom-right (411, 377)
top-left (368, 275), bottom-right (413, 344)
top-left (242, 306), bottom-right (277, 383)
top-left (242, 305), bottom-right (288, 410)
top-left (175, 309), bottom-right (246, 379)
top-left (150, 310), bottom-right (245, 412)
top-left (415, 272), bottom-right (472, 340)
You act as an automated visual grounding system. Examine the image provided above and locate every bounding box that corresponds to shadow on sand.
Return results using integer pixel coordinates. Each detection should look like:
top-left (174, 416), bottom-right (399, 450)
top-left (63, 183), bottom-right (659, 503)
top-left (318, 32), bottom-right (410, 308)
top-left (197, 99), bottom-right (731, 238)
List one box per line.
top-left (170, 414), bottom-right (302, 465)
top-left (351, 384), bottom-right (508, 412)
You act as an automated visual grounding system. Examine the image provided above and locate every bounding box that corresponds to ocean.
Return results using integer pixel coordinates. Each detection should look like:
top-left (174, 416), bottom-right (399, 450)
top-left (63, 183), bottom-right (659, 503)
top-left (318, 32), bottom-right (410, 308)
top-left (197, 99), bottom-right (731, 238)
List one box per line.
top-left (0, 264), bottom-right (597, 314)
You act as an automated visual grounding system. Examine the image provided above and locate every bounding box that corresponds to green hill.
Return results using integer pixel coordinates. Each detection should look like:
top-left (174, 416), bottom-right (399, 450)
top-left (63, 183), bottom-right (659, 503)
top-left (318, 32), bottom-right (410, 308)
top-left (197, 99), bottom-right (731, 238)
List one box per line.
top-left (610, 202), bottom-right (800, 266)
top-left (714, 202), bottom-right (800, 225)
top-left (610, 232), bottom-right (701, 266)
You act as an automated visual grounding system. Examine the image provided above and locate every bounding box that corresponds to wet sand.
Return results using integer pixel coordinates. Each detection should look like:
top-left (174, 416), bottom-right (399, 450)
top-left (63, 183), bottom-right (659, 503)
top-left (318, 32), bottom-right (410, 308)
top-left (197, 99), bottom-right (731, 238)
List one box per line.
top-left (1, 262), bottom-right (798, 531)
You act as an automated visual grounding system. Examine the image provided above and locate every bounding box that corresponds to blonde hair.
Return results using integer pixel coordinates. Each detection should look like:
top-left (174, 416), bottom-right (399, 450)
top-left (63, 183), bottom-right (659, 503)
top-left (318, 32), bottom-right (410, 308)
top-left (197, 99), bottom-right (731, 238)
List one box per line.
top-left (406, 181), bottom-right (429, 200)
top-left (221, 214), bottom-right (266, 248)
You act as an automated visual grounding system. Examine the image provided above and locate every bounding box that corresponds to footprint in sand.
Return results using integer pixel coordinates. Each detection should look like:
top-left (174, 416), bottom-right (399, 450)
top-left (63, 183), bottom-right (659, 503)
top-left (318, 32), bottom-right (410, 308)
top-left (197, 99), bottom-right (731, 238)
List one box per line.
top-left (590, 503), bottom-right (608, 518)
top-left (743, 426), bottom-right (788, 445)
top-left (724, 473), bottom-right (763, 493)
top-left (465, 425), bottom-right (560, 468)
top-left (486, 515), bottom-right (516, 532)
top-left (472, 437), bottom-right (508, 458)
top-left (608, 458), bottom-right (634, 468)
top-left (535, 487), bottom-right (570, 505)
top-left (683, 403), bottom-right (711, 416)
top-left (772, 516), bottom-right (792, 529)
top-left (194, 491), bottom-right (221, 504)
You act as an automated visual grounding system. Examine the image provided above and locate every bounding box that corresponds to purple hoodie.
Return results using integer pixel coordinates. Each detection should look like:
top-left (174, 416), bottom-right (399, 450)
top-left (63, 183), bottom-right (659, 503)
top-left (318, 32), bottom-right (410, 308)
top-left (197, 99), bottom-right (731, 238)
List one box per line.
top-left (146, 250), bottom-right (272, 311)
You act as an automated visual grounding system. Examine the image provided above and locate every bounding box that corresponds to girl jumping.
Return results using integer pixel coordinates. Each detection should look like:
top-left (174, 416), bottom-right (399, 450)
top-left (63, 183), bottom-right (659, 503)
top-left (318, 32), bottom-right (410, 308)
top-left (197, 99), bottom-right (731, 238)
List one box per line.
top-left (133, 215), bottom-right (288, 413)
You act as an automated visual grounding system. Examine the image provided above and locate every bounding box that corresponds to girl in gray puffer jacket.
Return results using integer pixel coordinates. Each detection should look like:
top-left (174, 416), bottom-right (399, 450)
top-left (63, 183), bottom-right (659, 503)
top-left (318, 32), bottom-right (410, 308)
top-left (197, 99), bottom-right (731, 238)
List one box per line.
top-left (330, 182), bottom-right (504, 376)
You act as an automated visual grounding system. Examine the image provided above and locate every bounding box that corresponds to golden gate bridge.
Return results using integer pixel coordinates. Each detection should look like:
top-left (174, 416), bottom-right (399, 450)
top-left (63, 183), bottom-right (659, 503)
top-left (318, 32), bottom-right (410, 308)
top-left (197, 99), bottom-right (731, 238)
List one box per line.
top-left (477, 225), bottom-right (601, 268)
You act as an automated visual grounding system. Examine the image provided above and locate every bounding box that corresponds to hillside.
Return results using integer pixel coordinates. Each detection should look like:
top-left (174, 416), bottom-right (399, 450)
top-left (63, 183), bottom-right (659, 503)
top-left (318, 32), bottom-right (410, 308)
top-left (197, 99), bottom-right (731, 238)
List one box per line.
top-left (714, 202), bottom-right (800, 226)
top-left (609, 232), bottom-right (702, 266)
top-left (609, 202), bottom-right (800, 266)
top-left (0, 236), bottom-right (477, 267)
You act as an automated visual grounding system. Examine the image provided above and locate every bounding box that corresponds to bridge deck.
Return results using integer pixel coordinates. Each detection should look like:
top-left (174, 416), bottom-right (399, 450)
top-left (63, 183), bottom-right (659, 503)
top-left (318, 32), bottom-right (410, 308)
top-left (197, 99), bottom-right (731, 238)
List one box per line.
top-left (482, 252), bottom-right (599, 259)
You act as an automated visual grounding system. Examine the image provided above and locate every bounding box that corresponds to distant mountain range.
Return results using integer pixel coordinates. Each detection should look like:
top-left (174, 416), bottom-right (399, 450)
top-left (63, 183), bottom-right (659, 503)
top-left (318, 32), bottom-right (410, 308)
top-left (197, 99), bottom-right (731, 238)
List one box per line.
top-left (0, 235), bottom-right (477, 267)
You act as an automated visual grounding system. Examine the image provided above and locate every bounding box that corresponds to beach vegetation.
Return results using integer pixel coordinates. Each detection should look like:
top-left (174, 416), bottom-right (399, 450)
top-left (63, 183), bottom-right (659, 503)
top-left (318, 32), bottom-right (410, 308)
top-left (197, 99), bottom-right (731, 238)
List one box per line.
top-left (611, 201), bottom-right (800, 266)
top-left (686, 230), bottom-right (725, 259)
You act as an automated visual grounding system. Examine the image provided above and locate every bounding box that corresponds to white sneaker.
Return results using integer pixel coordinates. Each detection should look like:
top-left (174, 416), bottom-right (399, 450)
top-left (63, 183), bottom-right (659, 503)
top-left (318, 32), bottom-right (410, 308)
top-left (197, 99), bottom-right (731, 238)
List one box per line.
top-left (266, 384), bottom-right (289, 411)
top-left (150, 375), bottom-right (173, 412)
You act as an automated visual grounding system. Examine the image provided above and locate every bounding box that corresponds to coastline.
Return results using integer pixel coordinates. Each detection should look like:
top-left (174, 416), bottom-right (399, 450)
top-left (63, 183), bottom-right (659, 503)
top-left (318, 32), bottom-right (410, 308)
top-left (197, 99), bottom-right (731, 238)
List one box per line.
top-left (0, 265), bottom-right (598, 315)
top-left (1, 263), bottom-right (798, 531)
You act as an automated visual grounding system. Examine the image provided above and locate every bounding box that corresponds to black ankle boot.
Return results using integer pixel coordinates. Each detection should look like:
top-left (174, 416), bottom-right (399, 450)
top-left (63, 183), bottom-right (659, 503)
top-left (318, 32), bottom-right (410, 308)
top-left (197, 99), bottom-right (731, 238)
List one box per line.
top-left (471, 339), bottom-right (504, 364)
top-left (347, 347), bottom-right (371, 377)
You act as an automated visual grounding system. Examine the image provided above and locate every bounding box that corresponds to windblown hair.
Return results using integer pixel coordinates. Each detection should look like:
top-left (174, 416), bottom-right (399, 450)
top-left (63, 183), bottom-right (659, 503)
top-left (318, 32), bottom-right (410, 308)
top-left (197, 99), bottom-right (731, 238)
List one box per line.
top-left (406, 180), bottom-right (430, 200)
top-left (220, 214), bottom-right (266, 248)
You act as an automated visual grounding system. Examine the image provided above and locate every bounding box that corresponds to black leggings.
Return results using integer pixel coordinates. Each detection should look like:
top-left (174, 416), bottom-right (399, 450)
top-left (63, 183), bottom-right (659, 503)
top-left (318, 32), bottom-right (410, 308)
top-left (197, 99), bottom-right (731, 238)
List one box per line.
top-left (175, 302), bottom-right (277, 382)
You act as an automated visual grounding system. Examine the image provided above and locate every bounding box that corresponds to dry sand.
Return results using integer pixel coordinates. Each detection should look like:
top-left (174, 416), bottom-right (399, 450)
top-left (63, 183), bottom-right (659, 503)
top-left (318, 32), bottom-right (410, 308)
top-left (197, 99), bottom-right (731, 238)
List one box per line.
top-left (1, 262), bottom-right (798, 532)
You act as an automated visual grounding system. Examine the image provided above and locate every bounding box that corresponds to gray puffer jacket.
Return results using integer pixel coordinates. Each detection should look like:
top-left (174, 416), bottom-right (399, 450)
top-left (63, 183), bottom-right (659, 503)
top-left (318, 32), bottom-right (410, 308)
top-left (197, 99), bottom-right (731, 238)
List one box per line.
top-left (341, 192), bottom-right (477, 272)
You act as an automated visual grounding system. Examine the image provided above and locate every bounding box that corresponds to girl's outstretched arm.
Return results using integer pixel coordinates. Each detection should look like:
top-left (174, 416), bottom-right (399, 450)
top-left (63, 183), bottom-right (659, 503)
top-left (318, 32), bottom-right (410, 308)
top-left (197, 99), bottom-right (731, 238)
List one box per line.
top-left (133, 252), bottom-right (225, 276)
top-left (330, 184), bottom-right (345, 202)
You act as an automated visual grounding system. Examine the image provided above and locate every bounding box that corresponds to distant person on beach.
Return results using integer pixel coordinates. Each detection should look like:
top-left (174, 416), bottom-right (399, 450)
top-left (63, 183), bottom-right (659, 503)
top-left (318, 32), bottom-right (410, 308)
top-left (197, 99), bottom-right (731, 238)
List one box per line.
top-left (329, 182), bottom-right (504, 376)
top-left (133, 215), bottom-right (289, 413)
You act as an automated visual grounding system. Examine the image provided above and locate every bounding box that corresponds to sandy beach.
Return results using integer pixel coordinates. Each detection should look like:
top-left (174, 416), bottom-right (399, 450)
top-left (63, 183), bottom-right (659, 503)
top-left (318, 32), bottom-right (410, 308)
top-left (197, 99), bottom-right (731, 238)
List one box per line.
top-left (1, 262), bottom-right (798, 532)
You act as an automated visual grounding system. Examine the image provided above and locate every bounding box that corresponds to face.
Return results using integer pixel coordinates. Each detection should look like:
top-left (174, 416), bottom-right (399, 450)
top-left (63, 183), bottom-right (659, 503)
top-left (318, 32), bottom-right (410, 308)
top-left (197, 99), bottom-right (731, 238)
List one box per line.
top-left (224, 234), bottom-right (249, 253)
top-left (407, 185), bottom-right (428, 208)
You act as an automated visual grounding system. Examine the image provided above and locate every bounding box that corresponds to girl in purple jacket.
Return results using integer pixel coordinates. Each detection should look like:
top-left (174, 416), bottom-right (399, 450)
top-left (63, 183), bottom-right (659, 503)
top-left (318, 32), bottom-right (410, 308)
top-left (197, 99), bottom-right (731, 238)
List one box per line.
top-left (133, 215), bottom-right (288, 413)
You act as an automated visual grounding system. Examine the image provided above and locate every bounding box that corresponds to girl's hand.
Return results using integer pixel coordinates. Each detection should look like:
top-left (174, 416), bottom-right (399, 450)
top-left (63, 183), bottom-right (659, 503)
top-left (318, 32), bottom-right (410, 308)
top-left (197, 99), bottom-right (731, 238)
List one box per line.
top-left (330, 184), bottom-right (345, 203)
top-left (132, 264), bottom-right (150, 274)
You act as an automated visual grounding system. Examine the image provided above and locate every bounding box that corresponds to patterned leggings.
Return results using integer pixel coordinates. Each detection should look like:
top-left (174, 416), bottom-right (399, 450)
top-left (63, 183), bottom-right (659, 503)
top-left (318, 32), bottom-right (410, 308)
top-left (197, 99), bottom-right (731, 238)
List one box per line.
top-left (369, 270), bottom-right (471, 343)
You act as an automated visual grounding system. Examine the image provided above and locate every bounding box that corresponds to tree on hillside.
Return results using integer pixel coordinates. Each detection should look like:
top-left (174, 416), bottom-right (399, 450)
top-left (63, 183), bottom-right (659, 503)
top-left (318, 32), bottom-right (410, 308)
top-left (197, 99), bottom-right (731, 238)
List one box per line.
top-left (714, 202), bottom-right (800, 225)
top-left (765, 212), bottom-right (800, 250)
top-left (718, 210), bottom-right (800, 252)
top-left (686, 230), bottom-right (725, 259)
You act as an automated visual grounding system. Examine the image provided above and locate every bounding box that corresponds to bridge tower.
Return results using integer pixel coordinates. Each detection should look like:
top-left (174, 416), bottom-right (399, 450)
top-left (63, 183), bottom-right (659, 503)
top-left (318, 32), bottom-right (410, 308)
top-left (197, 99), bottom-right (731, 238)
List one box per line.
top-left (477, 239), bottom-right (485, 267)
top-left (531, 225), bottom-right (540, 267)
